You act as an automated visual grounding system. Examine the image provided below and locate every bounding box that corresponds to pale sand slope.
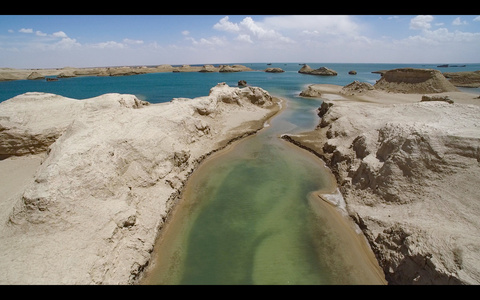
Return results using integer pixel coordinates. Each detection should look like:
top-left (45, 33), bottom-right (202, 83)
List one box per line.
top-left (285, 83), bottom-right (480, 284)
top-left (0, 83), bottom-right (280, 284)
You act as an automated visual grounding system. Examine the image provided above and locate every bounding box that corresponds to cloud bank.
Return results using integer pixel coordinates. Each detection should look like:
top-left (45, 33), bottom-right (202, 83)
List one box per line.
top-left (1, 15), bottom-right (479, 68)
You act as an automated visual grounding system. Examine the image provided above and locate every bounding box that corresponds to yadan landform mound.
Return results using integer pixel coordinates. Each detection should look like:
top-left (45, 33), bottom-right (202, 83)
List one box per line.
top-left (0, 83), bottom-right (280, 284)
top-left (373, 68), bottom-right (459, 94)
top-left (287, 69), bottom-right (480, 284)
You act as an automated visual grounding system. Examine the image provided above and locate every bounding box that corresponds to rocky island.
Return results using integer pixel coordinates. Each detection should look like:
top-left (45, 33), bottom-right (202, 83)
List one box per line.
top-left (298, 64), bottom-right (337, 76)
top-left (264, 67), bottom-right (285, 73)
top-left (0, 83), bottom-right (280, 284)
top-left (285, 68), bottom-right (480, 284)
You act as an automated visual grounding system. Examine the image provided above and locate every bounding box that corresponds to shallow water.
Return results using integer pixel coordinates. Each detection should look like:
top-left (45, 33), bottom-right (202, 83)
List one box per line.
top-left (141, 92), bottom-right (386, 285)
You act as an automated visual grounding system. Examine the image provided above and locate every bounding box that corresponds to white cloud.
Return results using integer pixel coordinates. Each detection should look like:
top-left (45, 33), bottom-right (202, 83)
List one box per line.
top-left (89, 41), bottom-right (125, 49)
top-left (239, 17), bottom-right (292, 42)
top-left (123, 38), bottom-right (144, 45)
top-left (19, 28), bottom-right (33, 33)
top-left (213, 16), bottom-right (240, 32)
top-left (212, 16), bottom-right (294, 44)
top-left (204, 36), bottom-right (226, 46)
top-left (452, 17), bottom-right (467, 26)
top-left (52, 31), bottom-right (68, 38)
top-left (239, 17), bottom-right (271, 39)
top-left (408, 26), bottom-right (480, 45)
top-left (240, 17), bottom-right (294, 43)
top-left (17, 28), bottom-right (68, 39)
top-left (53, 37), bottom-right (81, 49)
top-left (4, 15), bottom-right (479, 68)
top-left (235, 34), bottom-right (253, 43)
top-left (390, 23), bottom-right (480, 63)
top-left (263, 15), bottom-right (359, 37)
top-left (12, 28), bottom-right (80, 51)
top-left (189, 36), bottom-right (227, 47)
top-left (301, 30), bottom-right (320, 36)
top-left (27, 36), bottom-right (81, 51)
top-left (409, 15), bottom-right (434, 30)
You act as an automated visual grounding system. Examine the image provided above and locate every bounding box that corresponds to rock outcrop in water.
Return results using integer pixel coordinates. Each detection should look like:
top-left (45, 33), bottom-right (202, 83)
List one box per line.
top-left (0, 83), bottom-right (280, 284)
top-left (299, 85), bottom-right (323, 97)
top-left (219, 64), bottom-right (252, 72)
top-left (264, 67), bottom-right (285, 73)
top-left (199, 64), bottom-right (217, 72)
top-left (298, 65), bottom-right (337, 76)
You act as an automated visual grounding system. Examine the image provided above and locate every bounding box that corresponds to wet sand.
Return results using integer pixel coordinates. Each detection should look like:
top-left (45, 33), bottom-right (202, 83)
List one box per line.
top-left (309, 191), bottom-right (387, 284)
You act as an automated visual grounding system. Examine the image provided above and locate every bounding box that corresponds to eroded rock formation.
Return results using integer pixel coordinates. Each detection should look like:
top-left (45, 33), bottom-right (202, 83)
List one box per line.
top-left (0, 83), bottom-right (280, 284)
top-left (374, 68), bottom-right (459, 93)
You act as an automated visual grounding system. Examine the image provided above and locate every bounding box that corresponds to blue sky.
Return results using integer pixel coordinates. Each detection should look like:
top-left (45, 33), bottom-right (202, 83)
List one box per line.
top-left (1, 15), bottom-right (479, 68)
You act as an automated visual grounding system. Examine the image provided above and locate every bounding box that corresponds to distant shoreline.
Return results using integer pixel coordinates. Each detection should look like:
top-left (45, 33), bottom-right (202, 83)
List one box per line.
top-left (2, 63), bottom-right (479, 88)
top-left (0, 64), bottom-right (254, 82)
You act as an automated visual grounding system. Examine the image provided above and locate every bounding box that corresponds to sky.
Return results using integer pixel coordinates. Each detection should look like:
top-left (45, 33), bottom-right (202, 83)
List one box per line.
top-left (1, 15), bottom-right (479, 68)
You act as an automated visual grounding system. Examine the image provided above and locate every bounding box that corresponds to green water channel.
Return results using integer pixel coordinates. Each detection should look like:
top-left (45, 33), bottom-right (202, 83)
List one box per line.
top-left (142, 96), bottom-right (386, 285)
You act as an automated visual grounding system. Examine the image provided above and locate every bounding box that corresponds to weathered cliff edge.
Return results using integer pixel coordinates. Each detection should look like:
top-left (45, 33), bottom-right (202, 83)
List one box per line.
top-left (373, 68), bottom-right (480, 89)
top-left (443, 71), bottom-right (480, 88)
top-left (286, 74), bottom-right (480, 284)
top-left (0, 83), bottom-right (280, 284)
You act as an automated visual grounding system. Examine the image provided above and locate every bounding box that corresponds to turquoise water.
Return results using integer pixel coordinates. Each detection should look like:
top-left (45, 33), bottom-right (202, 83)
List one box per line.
top-left (142, 92), bottom-right (386, 285)
top-left (134, 63), bottom-right (400, 285)
top-left (3, 62), bottom-right (478, 284)
top-left (160, 135), bottom-right (337, 284)
top-left (2, 63), bottom-right (479, 102)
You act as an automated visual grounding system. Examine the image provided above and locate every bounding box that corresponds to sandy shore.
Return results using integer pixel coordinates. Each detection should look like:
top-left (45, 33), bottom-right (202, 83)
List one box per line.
top-left (308, 191), bottom-right (387, 284)
top-left (284, 82), bottom-right (480, 284)
top-left (0, 84), bottom-right (280, 284)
